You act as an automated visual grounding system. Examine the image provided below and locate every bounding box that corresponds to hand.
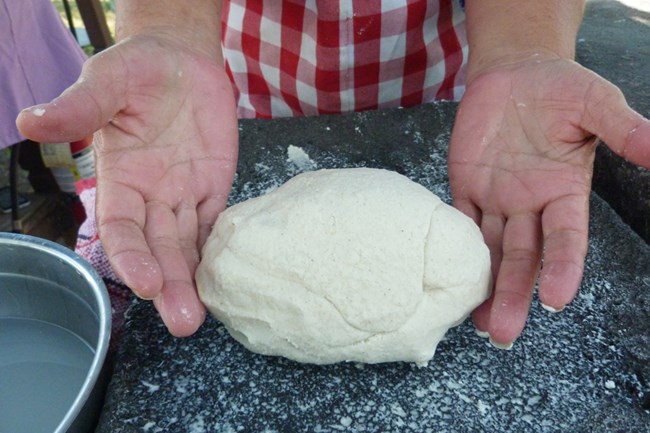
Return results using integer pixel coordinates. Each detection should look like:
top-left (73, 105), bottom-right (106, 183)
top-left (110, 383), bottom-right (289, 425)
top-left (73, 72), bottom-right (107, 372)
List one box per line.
top-left (17, 34), bottom-right (239, 337)
top-left (448, 56), bottom-right (650, 348)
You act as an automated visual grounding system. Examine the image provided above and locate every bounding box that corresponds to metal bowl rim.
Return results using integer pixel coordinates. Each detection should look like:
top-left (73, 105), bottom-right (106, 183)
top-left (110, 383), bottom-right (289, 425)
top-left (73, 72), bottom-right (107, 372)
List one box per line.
top-left (0, 232), bottom-right (111, 433)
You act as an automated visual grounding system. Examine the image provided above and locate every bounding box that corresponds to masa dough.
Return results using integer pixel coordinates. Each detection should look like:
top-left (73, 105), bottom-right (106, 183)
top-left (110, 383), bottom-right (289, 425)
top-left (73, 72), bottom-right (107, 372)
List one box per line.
top-left (196, 168), bottom-right (491, 365)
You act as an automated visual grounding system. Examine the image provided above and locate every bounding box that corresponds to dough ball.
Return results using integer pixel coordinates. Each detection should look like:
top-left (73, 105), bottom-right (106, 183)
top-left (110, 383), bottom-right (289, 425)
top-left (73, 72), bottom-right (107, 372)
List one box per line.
top-left (196, 168), bottom-right (491, 365)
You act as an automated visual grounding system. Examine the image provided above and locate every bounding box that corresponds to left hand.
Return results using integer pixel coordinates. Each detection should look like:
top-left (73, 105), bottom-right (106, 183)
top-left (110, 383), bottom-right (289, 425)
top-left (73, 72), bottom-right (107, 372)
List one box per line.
top-left (17, 35), bottom-right (239, 337)
top-left (448, 56), bottom-right (650, 348)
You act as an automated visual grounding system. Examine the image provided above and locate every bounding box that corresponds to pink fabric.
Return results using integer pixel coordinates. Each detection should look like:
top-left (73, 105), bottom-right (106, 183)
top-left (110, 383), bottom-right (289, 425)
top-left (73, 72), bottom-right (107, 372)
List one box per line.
top-left (222, 0), bottom-right (467, 118)
top-left (0, 0), bottom-right (86, 148)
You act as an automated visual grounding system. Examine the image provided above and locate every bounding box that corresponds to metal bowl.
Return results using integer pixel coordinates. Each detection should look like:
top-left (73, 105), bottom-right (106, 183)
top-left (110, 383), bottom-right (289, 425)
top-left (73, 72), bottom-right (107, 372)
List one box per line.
top-left (0, 233), bottom-right (111, 433)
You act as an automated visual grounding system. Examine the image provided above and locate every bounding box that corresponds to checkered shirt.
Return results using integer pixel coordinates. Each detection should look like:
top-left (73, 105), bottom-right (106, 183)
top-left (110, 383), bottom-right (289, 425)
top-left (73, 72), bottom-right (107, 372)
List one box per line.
top-left (222, 0), bottom-right (468, 118)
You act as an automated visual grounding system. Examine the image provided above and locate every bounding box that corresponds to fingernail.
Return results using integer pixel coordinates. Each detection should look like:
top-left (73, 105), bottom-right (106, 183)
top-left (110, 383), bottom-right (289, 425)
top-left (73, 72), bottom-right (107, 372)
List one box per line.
top-left (134, 290), bottom-right (156, 301)
top-left (541, 303), bottom-right (565, 313)
top-left (474, 328), bottom-right (490, 339)
top-left (489, 337), bottom-right (514, 350)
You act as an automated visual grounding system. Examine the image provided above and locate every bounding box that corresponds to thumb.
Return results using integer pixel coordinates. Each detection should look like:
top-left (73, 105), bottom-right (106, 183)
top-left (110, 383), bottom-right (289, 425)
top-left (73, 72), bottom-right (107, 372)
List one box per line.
top-left (16, 49), bottom-right (126, 144)
top-left (581, 74), bottom-right (650, 167)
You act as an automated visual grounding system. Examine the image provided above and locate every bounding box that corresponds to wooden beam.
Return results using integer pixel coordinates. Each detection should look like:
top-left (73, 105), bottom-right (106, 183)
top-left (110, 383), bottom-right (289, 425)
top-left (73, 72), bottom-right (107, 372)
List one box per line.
top-left (75, 0), bottom-right (113, 52)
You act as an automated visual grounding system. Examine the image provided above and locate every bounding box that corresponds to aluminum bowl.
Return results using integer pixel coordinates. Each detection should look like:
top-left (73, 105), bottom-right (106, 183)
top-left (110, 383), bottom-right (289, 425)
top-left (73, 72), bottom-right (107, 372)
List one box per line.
top-left (0, 233), bottom-right (111, 433)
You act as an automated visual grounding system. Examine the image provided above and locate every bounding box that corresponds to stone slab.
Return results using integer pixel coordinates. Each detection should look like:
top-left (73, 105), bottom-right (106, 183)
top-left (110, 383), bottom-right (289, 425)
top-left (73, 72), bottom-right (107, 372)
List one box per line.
top-left (96, 103), bottom-right (650, 433)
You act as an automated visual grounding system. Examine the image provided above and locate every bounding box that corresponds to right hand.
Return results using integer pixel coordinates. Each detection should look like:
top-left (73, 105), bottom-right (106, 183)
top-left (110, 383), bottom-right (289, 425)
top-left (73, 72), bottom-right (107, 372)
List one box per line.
top-left (17, 34), bottom-right (239, 336)
top-left (449, 56), bottom-right (650, 348)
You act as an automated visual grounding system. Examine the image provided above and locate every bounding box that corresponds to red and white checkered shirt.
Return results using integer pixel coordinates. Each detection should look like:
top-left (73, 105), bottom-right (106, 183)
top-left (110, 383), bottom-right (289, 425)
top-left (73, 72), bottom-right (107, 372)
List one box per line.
top-left (222, 0), bottom-right (468, 118)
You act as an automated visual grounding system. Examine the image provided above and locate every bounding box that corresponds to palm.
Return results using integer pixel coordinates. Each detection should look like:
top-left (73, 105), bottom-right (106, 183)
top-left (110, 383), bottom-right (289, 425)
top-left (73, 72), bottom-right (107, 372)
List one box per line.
top-left (449, 58), bottom-right (649, 345)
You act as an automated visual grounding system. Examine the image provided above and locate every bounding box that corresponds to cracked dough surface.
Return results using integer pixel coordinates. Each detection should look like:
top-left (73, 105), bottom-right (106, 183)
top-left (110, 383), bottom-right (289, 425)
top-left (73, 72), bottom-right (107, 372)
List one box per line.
top-left (196, 168), bottom-right (491, 365)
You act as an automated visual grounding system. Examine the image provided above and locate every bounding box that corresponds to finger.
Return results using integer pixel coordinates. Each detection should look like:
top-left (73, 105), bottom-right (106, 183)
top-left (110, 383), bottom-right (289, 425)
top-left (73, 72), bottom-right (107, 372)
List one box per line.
top-left (471, 298), bottom-right (493, 337)
top-left (97, 182), bottom-right (163, 299)
top-left (473, 213), bottom-right (505, 337)
top-left (488, 213), bottom-right (542, 347)
top-left (16, 49), bottom-right (127, 143)
top-left (153, 281), bottom-right (206, 338)
top-left (145, 201), bottom-right (205, 336)
top-left (538, 193), bottom-right (589, 311)
top-left (472, 214), bottom-right (504, 338)
top-left (481, 213), bottom-right (506, 281)
top-left (196, 196), bottom-right (229, 251)
top-left (581, 74), bottom-right (650, 167)
top-left (175, 203), bottom-right (200, 275)
top-left (192, 157), bottom-right (237, 250)
top-left (452, 197), bottom-right (482, 226)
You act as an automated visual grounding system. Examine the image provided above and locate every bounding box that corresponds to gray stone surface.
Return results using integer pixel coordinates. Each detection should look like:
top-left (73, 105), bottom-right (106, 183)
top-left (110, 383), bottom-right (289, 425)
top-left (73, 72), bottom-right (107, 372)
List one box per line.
top-left (96, 103), bottom-right (650, 433)
top-left (579, 0), bottom-right (650, 243)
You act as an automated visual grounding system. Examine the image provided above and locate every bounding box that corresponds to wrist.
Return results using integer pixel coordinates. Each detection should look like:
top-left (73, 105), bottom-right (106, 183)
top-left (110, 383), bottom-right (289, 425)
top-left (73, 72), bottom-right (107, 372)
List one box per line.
top-left (466, 48), bottom-right (565, 84)
top-left (465, 0), bottom-right (585, 84)
top-left (115, 0), bottom-right (223, 64)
